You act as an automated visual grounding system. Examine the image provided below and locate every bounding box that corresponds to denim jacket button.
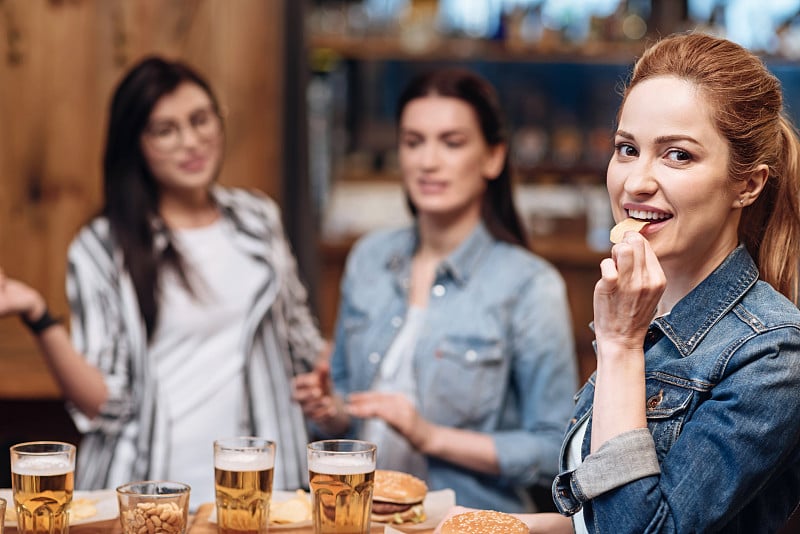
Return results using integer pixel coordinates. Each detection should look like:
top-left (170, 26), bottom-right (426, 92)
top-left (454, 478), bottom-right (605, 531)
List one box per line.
top-left (391, 316), bottom-right (403, 328)
top-left (465, 350), bottom-right (477, 362)
top-left (368, 352), bottom-right (381, 364)
top-left (432, 284), bottom-right (446, 297)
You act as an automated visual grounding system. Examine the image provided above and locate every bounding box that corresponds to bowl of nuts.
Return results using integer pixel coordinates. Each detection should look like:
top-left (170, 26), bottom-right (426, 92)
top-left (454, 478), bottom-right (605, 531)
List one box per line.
top-left (116, 481), bottom-right (190, 534)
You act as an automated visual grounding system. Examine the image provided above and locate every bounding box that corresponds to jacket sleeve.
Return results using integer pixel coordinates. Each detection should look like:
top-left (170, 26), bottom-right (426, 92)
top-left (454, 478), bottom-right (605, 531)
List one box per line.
top-left (259, 196), bottom-right (325, 374)
top-left (492, 263), bottom-right (579, 487)
top-left (568, 330), bottom-right (800, 533)
top-left (65, 223), bottom-right (138, 435)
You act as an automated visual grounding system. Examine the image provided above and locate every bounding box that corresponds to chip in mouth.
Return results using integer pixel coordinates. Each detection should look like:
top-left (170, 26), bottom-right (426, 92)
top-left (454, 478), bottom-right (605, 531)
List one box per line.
top-left (610, 218), bottom-right (650, 244)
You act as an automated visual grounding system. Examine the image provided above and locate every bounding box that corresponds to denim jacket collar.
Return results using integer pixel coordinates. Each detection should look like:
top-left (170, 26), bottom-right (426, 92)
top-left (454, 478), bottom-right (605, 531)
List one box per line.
top-left (384, 221), bottom-right (495, 288)
top-left (654, 244), bottom-right (759, 357)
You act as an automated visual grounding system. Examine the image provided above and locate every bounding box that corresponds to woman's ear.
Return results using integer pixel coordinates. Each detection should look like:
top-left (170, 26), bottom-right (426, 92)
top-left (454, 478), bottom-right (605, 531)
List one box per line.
top-left (735, 163), bottom-right (769, 208)
top-left (483, 143), bottom-right (507, 181)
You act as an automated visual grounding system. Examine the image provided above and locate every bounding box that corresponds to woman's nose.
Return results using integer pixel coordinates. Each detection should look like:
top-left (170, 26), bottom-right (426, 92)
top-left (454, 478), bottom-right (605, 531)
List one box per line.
top-left (420, 143), bottom-right (440, 169)
top-left (623, 160), bottom-right (658, 196)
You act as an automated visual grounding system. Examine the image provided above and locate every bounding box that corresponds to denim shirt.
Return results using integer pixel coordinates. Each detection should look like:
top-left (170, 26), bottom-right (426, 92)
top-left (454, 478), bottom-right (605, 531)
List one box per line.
top-left (329, 222), bottom-right (578, 512)
top-left (553, 245), bottom-right (800, 533)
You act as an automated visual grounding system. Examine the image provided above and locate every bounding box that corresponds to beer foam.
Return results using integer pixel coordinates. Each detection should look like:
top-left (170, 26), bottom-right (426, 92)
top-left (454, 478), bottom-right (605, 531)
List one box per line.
top-left (308, 455), bottom-right (375, 475)
top-left (12, 456), bottom-right (73, 476)
top-left (214, 450), bottom-right (274, 471)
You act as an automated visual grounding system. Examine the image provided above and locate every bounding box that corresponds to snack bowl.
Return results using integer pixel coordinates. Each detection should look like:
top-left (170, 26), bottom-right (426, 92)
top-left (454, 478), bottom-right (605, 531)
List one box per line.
top-left (116, 481), bottom-right (190, 534)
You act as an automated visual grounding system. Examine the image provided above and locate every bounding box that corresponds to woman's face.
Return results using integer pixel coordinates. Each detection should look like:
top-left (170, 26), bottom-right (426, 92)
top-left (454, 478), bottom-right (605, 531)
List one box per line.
top-left (140, 82), bottom-right (223, 197)
top-left (398, 95), bottom-right (504, 223)
top-left (607, 75), bottom-right (742, 277)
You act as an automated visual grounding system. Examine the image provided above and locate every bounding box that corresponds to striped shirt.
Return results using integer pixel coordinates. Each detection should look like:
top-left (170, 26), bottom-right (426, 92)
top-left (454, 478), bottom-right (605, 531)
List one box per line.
top-left (65, 186), bottom-right (323, 491)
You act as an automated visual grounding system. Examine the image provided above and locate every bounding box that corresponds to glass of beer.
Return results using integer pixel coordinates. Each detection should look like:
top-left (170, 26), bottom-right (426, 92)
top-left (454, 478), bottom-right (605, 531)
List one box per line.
top-left (307, 439), bottom-right (377, 534)
top-left (10, 441), bottom-right (76, 534)
top-left (214, 437), bottom-right (276, 534)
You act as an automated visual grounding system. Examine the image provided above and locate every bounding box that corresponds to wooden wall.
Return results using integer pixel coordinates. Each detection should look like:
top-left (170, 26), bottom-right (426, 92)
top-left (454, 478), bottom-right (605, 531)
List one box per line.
top-left (0, 0), bottom-right (288, 399)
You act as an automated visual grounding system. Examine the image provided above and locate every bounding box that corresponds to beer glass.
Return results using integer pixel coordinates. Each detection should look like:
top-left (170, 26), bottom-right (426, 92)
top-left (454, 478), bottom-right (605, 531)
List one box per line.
top-left (307, 440), bottom-right (377, 534)
top-left (214, 437), bottom-right (276, 534)
top-left (10, 441), bottom-right (76, 534)
top-left (0, 496), bottom-right (6, 534)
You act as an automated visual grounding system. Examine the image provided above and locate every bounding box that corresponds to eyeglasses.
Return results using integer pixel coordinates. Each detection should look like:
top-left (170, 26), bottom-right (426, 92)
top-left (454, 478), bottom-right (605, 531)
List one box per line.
top-left (142, 107), bottom-right (222, 153)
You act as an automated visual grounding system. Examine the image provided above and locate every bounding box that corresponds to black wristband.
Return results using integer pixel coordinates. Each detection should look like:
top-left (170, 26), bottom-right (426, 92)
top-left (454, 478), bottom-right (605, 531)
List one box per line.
top-left (22, 308), bottom-right (62, 335)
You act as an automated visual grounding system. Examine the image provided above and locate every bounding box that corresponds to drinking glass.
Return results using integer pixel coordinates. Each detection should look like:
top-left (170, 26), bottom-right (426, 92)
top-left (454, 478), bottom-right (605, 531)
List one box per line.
top-left (214, 437), bottom-right (276, 534)
top-left (116, 480), bottom-right (190, 534)
top-left (10, 441), bottom-right (76, 534)
top-left (307, 439), bottom-right (377, 534)
top-left (0, 496), bottom-right (6, 534)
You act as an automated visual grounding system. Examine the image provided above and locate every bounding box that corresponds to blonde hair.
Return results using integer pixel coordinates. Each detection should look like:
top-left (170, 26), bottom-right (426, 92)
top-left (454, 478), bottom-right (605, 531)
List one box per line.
top-left (622, 32), bottom-right (800, 303)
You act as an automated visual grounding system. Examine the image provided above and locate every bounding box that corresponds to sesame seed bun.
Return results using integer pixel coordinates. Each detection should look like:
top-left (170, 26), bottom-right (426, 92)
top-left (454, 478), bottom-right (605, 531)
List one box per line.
top-left (440, 510), bottom-right (528, 534)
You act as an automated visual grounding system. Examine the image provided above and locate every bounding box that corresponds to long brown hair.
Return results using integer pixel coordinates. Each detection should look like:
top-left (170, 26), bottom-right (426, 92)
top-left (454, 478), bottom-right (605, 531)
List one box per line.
top-left (623, 33), bottom-right (800, 303)
top-left (103, 56), bottom-right (221, 339)
top-left (395, 68), bottom-right (528, 248)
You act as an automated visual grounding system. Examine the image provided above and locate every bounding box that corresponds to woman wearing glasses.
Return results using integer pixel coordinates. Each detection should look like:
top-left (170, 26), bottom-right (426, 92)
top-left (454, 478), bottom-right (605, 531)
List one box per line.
top-left (0, 57), bottom-right (324, 504)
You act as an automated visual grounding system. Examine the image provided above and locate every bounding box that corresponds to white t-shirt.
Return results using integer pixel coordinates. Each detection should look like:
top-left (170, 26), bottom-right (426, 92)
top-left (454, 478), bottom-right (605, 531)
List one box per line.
top-left (361, 306), bottom-right (428, 480)
top-left (150, 218), bottom-right (266, 505)
top-left (566, 417), bottom-right (590, 534)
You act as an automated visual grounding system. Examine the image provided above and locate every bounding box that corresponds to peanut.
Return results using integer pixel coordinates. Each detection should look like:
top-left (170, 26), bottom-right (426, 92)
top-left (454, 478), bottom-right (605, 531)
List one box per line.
top-left (120, 501), bottom-right (186, 534)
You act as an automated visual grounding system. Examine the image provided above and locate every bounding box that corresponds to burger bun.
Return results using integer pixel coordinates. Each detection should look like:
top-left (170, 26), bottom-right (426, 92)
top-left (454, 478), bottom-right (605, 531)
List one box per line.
top-left (440, 510), bottom-right (528, 534)
top-left (371, 470), bottom-right (427, 524)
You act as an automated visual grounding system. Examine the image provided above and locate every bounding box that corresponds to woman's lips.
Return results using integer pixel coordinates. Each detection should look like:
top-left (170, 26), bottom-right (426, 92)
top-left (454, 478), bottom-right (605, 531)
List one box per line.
top-left (417, 178), bottom-right (447, 194)
top-left (179, 157), bottom-right (207, 172)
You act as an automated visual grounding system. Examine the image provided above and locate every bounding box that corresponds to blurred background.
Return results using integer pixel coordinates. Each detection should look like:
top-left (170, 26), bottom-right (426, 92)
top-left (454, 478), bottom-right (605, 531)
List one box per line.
top-left (2, 0), bottom-right (800, 485)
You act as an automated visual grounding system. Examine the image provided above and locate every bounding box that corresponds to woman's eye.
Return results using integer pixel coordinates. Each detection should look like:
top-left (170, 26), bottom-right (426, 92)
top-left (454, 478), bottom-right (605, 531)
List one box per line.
top-left (615, 143), bottom-right (637, 157)
top-left (402, 138), bottom-right (421, 148)
top-left (190, 111), bottom-right (211, 127)
top-left (666, 149), bottom-right (691, 162)
top-left (153, 126), bottom-right (176, 138)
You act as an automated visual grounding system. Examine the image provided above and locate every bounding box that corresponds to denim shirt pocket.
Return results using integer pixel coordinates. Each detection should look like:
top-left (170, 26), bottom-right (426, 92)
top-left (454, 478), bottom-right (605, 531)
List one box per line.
top-left (427, 336), bottom-right (505, 425)
top-left (645, 378), bottom-right (694, 459)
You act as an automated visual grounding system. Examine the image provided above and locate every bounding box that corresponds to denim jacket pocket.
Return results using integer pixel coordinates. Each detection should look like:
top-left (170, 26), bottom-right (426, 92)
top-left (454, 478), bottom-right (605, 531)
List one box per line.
top-left (427, 336), bottom-right (505, 425)
top-left (645, 378), bottom-right (694, 459)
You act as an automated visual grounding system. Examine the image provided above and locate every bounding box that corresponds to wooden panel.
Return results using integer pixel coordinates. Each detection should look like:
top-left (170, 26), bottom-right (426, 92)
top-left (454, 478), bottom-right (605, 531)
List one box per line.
top-left (0, 0), bottom-right (286, 399)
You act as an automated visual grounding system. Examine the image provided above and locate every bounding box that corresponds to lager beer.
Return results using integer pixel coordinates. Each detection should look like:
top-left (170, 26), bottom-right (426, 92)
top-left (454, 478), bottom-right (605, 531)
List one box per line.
top-left (307, 440), bottom-right (376, 534)
top-left (214, 438), bottom-right (275, 534)
top-left (10, 442), bottom-right (76, 534)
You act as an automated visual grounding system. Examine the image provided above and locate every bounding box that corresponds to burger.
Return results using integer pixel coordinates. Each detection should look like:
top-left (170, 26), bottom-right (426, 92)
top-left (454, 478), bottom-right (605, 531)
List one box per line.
top-left (370, 469), bottom-right (427, 524)
top-left (440, 510), bottom-right (528, 534)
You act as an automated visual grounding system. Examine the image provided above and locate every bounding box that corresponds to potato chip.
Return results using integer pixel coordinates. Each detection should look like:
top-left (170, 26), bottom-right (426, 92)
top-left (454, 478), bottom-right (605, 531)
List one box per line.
top-left (610, 218), bottom-right (649, 244)
top-left (270, 489), bottom-right (311, 524)
top-left (71, 498), bottom-right (98, 520)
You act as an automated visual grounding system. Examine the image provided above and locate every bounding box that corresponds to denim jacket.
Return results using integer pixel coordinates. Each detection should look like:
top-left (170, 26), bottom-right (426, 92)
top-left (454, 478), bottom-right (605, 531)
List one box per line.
top-left (329, 222), bottom-right (578, 512)
top-left (553, 245), bottom-right (800, 533)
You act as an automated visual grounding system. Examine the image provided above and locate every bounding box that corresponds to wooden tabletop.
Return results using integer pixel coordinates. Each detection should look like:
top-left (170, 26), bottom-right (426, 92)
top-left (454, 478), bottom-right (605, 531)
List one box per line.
top-left (4, 503), bottom-right (436, 533)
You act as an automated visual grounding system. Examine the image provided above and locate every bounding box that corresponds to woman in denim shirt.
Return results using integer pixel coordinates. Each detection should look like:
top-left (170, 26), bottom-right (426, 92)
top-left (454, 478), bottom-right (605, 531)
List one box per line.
top-left (294, 68), bottom-right (578, 512)
top-left (544, 33), bottom-right (800, 533)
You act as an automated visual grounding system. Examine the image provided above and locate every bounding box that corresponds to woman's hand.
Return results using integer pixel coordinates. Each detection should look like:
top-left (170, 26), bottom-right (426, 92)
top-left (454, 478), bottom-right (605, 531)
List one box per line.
top-left (593, 231), bottom-right (666, 355)
top-left (590, 231), bottom-right (664, 449)
top-left (346, 391), bottom-right (433, 453)
top-left (0, 268), bottom-right (46, 322)
top-left (291, 359), bottom-right (350, 434)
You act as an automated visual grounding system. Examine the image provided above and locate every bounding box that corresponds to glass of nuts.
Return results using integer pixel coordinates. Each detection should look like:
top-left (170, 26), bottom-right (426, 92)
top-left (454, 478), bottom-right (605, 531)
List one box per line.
top-left (116, 481), bottom-right (191, 534)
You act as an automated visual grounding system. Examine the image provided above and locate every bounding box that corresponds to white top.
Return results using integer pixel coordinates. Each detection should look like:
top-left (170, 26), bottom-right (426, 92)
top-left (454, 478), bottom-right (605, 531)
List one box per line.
top-left (566, 417), bottom-right (590, 534)
top-left (151, 218), bottom-right (266, 505)
top-left (361, 306), bottom-right (428, 479)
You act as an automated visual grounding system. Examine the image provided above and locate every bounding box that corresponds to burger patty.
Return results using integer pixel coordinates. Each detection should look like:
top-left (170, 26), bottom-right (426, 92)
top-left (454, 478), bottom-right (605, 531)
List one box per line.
top-left (371, 501), bottom-right (418, 515)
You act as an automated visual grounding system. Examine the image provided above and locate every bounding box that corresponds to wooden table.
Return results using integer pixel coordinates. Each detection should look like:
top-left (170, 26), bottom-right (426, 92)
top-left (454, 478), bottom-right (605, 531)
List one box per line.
top-left (4, 504), bottom-right (435, 533)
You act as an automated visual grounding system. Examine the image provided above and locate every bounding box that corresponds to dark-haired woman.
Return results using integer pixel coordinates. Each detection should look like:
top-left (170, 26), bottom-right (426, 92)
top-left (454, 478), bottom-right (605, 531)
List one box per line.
top-left (293, 68), bottom-right (578, 512)
top-left (0, 56), bottom-right (323, 504)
